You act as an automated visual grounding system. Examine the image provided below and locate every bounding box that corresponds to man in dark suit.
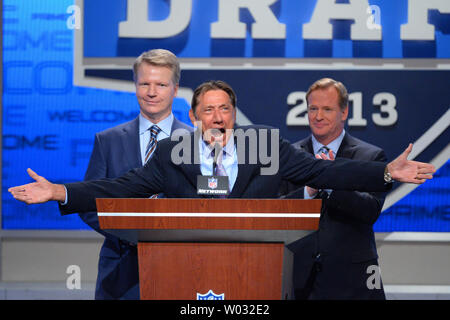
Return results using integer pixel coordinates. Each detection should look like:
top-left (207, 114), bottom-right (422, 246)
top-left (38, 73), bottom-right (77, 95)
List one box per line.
top-left (9, 81), bottom-right (435, 298)
top-left (78, 49), bottom-right (192, 299)
top-left (280, 78), bottom-right (387, 299)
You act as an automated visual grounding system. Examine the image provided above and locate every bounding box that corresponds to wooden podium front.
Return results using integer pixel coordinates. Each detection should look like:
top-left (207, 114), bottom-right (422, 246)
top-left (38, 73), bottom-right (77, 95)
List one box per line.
top-left (97, 198), bottom-right (321, 300)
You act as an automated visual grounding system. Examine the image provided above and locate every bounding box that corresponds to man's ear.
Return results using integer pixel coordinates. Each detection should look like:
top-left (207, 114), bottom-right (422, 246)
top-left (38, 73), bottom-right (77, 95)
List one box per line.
top-left (189, 109), bottom-right (196, 126)
top-left (341, 105), bottom-right (349, 121)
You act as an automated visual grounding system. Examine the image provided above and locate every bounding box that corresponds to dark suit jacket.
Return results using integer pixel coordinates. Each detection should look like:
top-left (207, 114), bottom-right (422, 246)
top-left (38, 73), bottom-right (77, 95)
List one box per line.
top-left (63, 126), bottom-right (390, 300)
top-left (79, 116), bottom-right (192, 300)
top-left (280, 133), bottom-right (387, 300)
top-left (62, 126), bottom-right (389, 216)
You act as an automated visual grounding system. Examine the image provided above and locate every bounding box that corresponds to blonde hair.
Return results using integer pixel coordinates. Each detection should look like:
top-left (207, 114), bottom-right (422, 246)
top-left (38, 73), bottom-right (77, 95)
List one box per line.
top-left (133, 49), bottom-right (180, 85)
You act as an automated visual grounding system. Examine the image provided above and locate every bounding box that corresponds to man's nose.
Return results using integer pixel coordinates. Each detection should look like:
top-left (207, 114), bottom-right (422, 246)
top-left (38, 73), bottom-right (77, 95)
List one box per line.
top-left (212, 109), bottom-right (223, 122)
top-left (316, 108), bottom-right (324, 119)
top-left (147, 84), bottom-right (157, 96)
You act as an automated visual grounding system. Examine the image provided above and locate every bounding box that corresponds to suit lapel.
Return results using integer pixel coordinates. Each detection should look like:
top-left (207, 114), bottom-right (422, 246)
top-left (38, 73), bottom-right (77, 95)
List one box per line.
top-left (229, 133), bottom-right (259, 197)
top-left (228, 162), bottom-right (259, 198)
top-left (336, 133), bottom-right (357, 159)
top-left (302, 137), bottom-right (314, 154)
top-left (171, 118), bottom-right (186, 132)
top-left (121, 117), bottom-right (142, 168)
top-left (171, 118), bottom-right (181, 131)
top-left (301, 134), bottom-right (358, 158)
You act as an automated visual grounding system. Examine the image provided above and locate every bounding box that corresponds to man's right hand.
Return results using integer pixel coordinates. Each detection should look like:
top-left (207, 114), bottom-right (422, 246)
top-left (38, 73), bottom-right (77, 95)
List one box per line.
top-left (8, 168), bottom-right (66, 204)
top-left (305, 150), bottom-right (334, 198)
top-left (306, 150), bottom-right (335, 197)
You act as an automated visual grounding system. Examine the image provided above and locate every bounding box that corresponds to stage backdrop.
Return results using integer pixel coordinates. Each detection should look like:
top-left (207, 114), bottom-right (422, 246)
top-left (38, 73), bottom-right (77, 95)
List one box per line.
top-left (2, 0), bottom-right (449, 231)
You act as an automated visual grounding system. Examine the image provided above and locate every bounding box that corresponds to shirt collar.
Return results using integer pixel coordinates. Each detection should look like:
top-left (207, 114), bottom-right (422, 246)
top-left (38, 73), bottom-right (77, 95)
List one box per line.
top-left (311, 129), bottom-right (346, 155)
top-left (200, 132), bottom-right (236, 159)
top-left (139, 113), bottom-right (174, 136)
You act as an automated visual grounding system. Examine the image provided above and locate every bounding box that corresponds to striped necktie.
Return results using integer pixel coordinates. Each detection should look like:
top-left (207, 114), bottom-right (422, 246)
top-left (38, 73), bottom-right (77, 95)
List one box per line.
top-left (144, 125), bottom-right (162, 163)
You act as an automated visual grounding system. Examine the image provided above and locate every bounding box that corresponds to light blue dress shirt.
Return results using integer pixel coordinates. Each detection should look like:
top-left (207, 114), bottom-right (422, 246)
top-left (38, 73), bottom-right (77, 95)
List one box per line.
top-left (198, 134), bottom-right (239, 192)
top-left (139, 113), bottom-right (173, 165)
top-left (304, 129), bottom-right (346, 199)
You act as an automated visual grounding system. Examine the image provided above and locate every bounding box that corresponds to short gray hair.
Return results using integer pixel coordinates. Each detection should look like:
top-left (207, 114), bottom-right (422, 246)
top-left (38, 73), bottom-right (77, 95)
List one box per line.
top-left (132, 49), bottom-right (180, 85)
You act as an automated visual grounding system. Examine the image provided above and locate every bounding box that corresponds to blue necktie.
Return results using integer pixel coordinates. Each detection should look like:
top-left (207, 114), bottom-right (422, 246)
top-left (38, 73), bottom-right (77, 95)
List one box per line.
top-left (318, 145), bottom-right (330, 155)
top-left (145, 125), bottom-right (161, 163)
top-left (318, 145), bottom-right (332, 197)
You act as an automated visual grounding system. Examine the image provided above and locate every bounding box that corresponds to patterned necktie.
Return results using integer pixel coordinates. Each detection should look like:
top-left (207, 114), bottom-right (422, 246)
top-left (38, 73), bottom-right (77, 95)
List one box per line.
top-left (318, 145), bottom-right (332, 197)
top-left (318, 145), bottom-right (330, 155)
top-left (144, 125), bottom-right (162, 163)
top-left (212, 149), bottom-right (228, 198)
top-left (212, 149), bottom-right (227, 176)
top-left (215, 160), bottom-right (227, 177)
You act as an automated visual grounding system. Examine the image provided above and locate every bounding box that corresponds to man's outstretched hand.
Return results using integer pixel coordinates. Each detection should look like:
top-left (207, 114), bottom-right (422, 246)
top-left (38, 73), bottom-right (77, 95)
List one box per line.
top-left (387, 144), bottom-right (436, 184)
top-left (8, 168), bottom-right (66, 204)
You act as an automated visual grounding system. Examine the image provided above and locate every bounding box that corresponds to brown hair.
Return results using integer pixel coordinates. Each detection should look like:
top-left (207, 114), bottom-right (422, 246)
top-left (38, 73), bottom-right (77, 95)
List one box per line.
top-left (191, 80), bottom-right (237, 113)
top-left (306, 78), bottom-right (348, 110)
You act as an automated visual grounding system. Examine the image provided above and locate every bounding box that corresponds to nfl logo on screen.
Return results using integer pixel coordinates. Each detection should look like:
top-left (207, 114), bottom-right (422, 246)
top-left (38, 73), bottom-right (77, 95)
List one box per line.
top-left (197, 290), bottom-right (225, 300)
top-left (208, 177), bottom-right (218, 189)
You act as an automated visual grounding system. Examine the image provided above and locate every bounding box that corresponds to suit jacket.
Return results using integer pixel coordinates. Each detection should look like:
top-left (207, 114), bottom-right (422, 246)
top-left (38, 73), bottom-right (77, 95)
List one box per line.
top-left (281, 133), bottom-right (387, 300)
top-left (62, 126), bottom-right (390, 216)
top-left (79, 116), bottom-right (192, 300)
top-left (63, 126), bottom-right (390, 300)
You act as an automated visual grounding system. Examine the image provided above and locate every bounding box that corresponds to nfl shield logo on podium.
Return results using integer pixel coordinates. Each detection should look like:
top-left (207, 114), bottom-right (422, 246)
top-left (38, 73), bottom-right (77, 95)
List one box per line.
top-left (197, 289), bottom-right (225, 300)
top-left (208, 177), bottom-right (218, 189)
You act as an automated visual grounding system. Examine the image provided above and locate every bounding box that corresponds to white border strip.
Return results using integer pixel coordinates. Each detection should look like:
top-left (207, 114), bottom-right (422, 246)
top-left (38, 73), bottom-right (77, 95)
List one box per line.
top-left (407, 108), bottom-right (450, 160)
top-left (382, 108), bottom-right (450, 211)
top-left (98, 212), bottom-right (320, 218)
top-left (376, 232), bottom-right (450, 242)
top-left (2, 230), bottom-right (449, 241)
top-left (385, 285), bottom-right (450, 294)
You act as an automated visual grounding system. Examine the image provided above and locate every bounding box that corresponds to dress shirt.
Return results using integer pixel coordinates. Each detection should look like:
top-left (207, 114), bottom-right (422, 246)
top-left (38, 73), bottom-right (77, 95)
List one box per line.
top-left (138, 113), bottom-right (173, 165)
top-left (304, 129), bottom-right (346, 199)
top-left (198, 134), bottom-right (238, 192)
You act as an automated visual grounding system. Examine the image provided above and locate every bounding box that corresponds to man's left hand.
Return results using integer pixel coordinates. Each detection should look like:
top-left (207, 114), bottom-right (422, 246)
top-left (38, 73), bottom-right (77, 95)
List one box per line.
top-left (316, 149), bottom-right (335, 161)
top-left (387, 143), bottom-right (436, 184)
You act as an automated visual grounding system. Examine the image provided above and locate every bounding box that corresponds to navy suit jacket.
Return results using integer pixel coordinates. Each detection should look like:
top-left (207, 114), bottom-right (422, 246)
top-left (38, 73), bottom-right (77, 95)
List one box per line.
top-left (63, 126), bottom-right (389, 215)
top-left (63, 126), bottom-right (390, 300)
top-left (280, 133), bottom-right (387, 300)
top-left (79, 116), bottom-right (192, 300)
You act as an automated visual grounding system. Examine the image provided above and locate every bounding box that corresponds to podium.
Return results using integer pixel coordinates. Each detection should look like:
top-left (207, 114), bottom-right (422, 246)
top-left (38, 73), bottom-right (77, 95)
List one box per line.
top-left (97, 198), bottom-right (321, 300)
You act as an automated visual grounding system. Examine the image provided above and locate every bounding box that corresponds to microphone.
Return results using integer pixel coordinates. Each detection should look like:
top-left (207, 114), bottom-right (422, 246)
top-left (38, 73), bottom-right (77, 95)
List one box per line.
top-left (212, 142), bottom-right (221, 175)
